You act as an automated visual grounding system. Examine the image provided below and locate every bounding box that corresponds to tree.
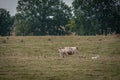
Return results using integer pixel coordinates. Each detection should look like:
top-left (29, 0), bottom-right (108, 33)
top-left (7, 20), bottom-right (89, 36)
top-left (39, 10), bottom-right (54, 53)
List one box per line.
top-left (15, 0), bottom-right (72, 36)
top-left (72, 0), bottom-right (120, 35)
top-left (0, 8), bottom-right (13, 36)
top-left (65, 18), bottom-right (76, 34)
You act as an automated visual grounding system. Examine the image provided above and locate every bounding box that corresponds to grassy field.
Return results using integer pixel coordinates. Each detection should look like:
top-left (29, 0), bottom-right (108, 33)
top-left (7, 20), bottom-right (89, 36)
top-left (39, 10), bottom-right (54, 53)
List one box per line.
top-left (0, 36), bottom-right (120, 80)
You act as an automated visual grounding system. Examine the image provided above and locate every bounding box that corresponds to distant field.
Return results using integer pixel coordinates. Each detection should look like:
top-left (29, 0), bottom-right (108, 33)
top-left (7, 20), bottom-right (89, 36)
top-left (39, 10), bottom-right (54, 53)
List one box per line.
top-left (0, 36), bottom-right (120, 80)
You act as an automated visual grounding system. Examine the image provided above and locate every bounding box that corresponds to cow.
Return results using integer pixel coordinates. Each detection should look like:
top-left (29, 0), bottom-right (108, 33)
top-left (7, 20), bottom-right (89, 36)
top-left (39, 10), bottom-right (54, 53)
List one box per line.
top-left (58, 47), bottom-right (79, 58)
top-left (58, 47), bottom-right (72, 58)
top-left (64, 47), bottom-right (79, 55)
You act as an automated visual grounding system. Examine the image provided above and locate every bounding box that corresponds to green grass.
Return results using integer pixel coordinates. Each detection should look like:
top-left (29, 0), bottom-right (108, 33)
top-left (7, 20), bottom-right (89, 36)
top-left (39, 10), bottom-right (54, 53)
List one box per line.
top-left (0, 36), bottom-right (120, 80)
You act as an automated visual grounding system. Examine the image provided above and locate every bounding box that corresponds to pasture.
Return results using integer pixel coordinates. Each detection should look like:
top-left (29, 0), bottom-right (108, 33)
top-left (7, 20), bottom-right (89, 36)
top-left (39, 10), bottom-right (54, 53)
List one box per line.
top-left (0, 36), bottom-right (120, 80)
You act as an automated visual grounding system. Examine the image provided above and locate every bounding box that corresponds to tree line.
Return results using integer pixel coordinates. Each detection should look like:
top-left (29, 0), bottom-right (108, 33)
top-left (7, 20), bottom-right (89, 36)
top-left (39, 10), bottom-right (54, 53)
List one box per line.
top-left (0, 0), bottom-right (120, 36)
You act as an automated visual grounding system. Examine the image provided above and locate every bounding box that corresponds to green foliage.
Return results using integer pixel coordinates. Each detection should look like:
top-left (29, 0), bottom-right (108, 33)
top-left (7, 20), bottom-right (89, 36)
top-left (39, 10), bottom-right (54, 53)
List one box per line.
top-left (15, 0), bottom-right (72, 36)
top-left (0, 8), bottom-right (13, 36)
top-left (72, 0), bottom-right (120, 35)
top-left (65, 18), bottom-right (76, 34)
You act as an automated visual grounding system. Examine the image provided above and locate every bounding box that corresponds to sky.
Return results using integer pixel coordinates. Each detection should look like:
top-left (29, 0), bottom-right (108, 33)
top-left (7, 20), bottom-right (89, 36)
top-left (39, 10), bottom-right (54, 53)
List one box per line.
top-left (0, 0), bottom-right (73, 16)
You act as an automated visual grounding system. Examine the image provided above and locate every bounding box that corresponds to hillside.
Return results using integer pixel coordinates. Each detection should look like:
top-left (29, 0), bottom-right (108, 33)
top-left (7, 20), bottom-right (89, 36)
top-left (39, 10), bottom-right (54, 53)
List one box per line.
top-left (0, 36), bottom-right (120, 80)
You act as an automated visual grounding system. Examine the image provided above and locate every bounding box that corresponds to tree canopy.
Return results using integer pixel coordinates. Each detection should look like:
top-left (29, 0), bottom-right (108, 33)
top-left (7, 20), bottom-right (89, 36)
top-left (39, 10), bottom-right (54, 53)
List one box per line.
top-left (15, 0), bottom-right (72, 36)
top-left (0, 8), bottom-right (13, 36)
top-left (0, 0), bottom-right (120, 36)
top-left (72, 0), bottom-right (120, 35)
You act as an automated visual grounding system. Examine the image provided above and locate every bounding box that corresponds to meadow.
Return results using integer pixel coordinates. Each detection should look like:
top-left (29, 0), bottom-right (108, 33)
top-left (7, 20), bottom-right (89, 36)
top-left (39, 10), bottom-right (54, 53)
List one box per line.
top-left (0, 36), bottom-right (120, 80)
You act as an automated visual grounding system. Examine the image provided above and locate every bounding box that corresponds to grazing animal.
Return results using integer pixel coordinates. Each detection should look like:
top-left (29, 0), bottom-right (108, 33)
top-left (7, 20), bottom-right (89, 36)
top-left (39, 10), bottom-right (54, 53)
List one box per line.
top-left (58, 48), bottom-right (72, 58)
top-left (65, 47), bottom-right (79, 55)
top-left (58, 47), bottom-right (79, 58)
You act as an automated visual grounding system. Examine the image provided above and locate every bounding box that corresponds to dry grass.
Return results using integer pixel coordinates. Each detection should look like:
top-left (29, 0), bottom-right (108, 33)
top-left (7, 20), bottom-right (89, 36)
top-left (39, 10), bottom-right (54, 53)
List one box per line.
top-left (0, 36), bottom-right (120, 80)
